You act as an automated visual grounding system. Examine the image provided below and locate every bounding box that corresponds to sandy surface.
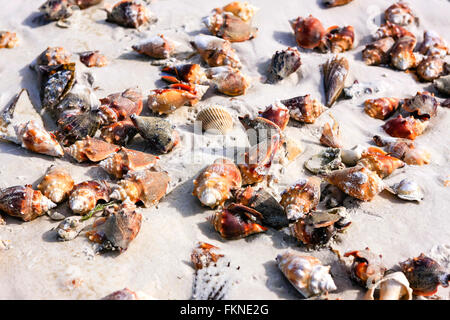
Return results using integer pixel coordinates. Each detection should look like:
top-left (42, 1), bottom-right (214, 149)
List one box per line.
top-left (0, 0), bottom-right (449, 300)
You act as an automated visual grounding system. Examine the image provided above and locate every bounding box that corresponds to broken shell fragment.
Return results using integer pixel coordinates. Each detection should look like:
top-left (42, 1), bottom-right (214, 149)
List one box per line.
top-left (38, 165), bottom-right (74, 203)
top-left (0, 31), bottom-right (19, 49)
top-left (98, 88), bottom-right (143, 125)
top-left (99, 148), bottom-right (159, 179)
top-left (266, 47), bottom-right (302, 84)
top-left (384, 1), bottom-right (418, 26)
top-left (322, 0), bottom-right (354, 7)
top-left (196, 106), bottom-right (234, 135)
top-left (389, 178), bottom-right (424, 202)
top-left (193, 158), bottom-right (242, 209)
top-left (382, 115), bottom-right (428, 140)
top-left (56, 216), bottom-right (89, 241)
top-left (419, 30), bottom-right (449, 58)
top-left (363, 37), bottom-right (396, 66)
top-left (106, 0), bottom-right (152, 28)
top-left (277, 251), bottom-right (337, 298)
top-left (304, 148), bottom-right (345, 175)
top-left (290, 15), bottom-right (326, 49)
top-left (79, 50), bottom-right (108, 68)
top-left (402, 91), bottom-right (439, 119)
top-left (0, 185), bottom-right (56, 222)
top-left (162, 64), bottom-right (207, 84)
top-left (132, 34), bottom-right (176, 59)
top-left (100, 120), bottom-right (138, 146)
top-left (281, 95), bottom-right (325, 124)
top-left (258, 102), bottom-right (290, 131)
top-left (280, 177), bottom-right (321, 221)
top-left (206, 66), bottom-right (250, 96)
top-left (364, 98), bottom-right (400, 120)
top-left (344, 248), bottom-right (387, 288)
top-left (39, 0), bottom-right (74, 21)
top-left (238, 115), bottom-right (282, 146)
top-left (318, 25), bottom-right (355, 53)
top-left (320, 114), bottom-right (343, 148)
top-left (390, 36), bottom-right (419, 71)
top-left (358, 147), bottom-right (405, 178)
top-left (434, 75), bottom-right (450, 96)
top-left (69, 180), bottom-right (111, 215)
top-left (65, 137), bottom-right (120, 162)
top-left (204, 8), bottom-right (258, 42)
top-left (191, 34), bottom-right (242, 69)
top-left (365, 272), bottom-right (413, 300)
top-left (14, 120), bottom-right (64, 157)
top-left (323, 56), bottom-right (349, 107)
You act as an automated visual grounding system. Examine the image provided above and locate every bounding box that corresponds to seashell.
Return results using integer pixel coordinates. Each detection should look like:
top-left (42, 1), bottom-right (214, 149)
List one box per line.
top-left (382, 115), bottom-right (428, 140)
top-left (162, 64), bottom-right (207, 84)
top-left (276, 251), bottom-right (337, 298)
top-left (323, 56), bottom-right (349, 107)
top-left (266, 47), bottom-right (302, 84)
top-left (39, 63), bottom-right (76, 111)
top-left (106, 0), bottom-right (153, 28)
top-left (193, 158), bottom-right (242, 208)
top-left (419, 30), bottom-right (449, 58)
top-left (434, 75), bottom-right (450, 96)
top-left (364, 97), bottom-right (400, 120)
top-left (290, 15), bottom-right (326, 49)
top-left (196, 106), bottom-right (234, 135)
top-left (390, 36), bottom-right (419, 71)
top-left (79, 50), bottom-right (108, 68)
top-left (363, 37), bottom-right (396, 66)
top-left (39, 0), bottom-right (74, 21)
top-left (283, 137), bottom-right (304, 164)
top-left (389, 178), bottom-right (424, 202)
top-left (72, 0), bottom-right (103, 9)
top-left (304, 148), bottom-right (345, 175)
top-left (222, 1), bottom-right (258, 22)
top-left (373, 135), bottom-right (430, 166)
top-left (34, 46), bottom-right (72, 67)
top-left (357, 147), bottom-right (405, 178)
top-left (205, 66), bottom-right (250, 96)
top-left (373, 22), bottom-right (415, 41)
top-left (65, 137), bottom-right (120, 162)
top-left (258, 102), bottom-right (290, 131)
top-left (322, 0), bottom-right (354, 7)
top-left (209, 203), bottom-right (267, 240)
top-left (323, 165), bottom-right (385, 201)
top-left (38, 165), bottom-right (74, 203)
top-left (344, 248), bottom-right (387, 288)
top-left (110, 170), bottom-right (169, 207)
top-left (384, 1), bottom-right (418, 26)
top-left (234, 186), bottom-right (289, 229)
top-left (281, 94), bottom-right (325, 123)
top-left (320, 114), bottom-right (343, 148)
top-left (416, 56), bottom-right (444, 82)
top-left (280, 177), bottom-right (321, 221)
top-left (291, 207), bottom-right (351, 246)
top-left (400, 253), bottom-right (450, 296)
top-left (99, 148), bottom-right (159, 179)
top-left (317, 25), bottom-right (355, 53)
top-left (98, 88), bottom-right (143, 125)
top-left (132, 34), bottom-right (176, 59)
top-left (321, 184), bottom-right (346, 209)
top-left (56, 216), bottom-right (89, 241)
top-left (130, 114), bottom-right (180, 153)
top-left (89, 200), bottom-right (142, 252)
top-left (102, 288), bottom-right (153, 300)
top-left (69, 180), bottom-right (110, 215)
top-left (56, 109), bottom-right (101, 146)
top-left (0, 185), bottom-right (56, 222)
top-left (238, 115), bottom-right (281, 146)
top-left (148, 83), bottom-right (208, 115)
top-left (0, 31), bottom-right (19, 49)
top-left (238, 135), bottom-right (281, 185)
top-left (340, 144), bottom-right (366, 166)
top-left (191, 242), bottom-right (224, 270)
top-left (100, 119), bottom-right (138, 146)
top-left (191, 34), bottom-right (242, 69)
top-left (402, 91), bottom-right (439, 119)
top-left (203, 9), bottom-right (257, 42)
top-left (365, 272), bottom-right (413, 300)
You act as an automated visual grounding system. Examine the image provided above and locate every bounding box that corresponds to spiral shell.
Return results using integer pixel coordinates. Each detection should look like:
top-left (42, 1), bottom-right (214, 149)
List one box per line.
top-left (344, 248), bottom-right (387, 288)
top-left (191, 34), bottom-right (242, 69)
top-left (365, 272), bottom-right (413, 300)
top-left (280, 177), bottom-right (321, 221)
top-left (266, 47), bottom-right (302, 84)
top-left (162, 64), bottom-right (207, 84)
top-left (363, 37), bottom-right (396, 66)
top-left (39, 0), bottom-right (74, 21)
top-left (106, 0), bottom-right (152, 29)
top-left (69, 180), bottom-right (111, 215)
top-left (197, 106), bottom-right (234, 134)
top-left (416, 56), bottom-right (445, 82)
top-left (0, 31), bottom-right (18, 49)
top-left (373, 22), bottom-right (415, 41)
top-left (390, 36), bottom-right (419, 71)
top-left (79, 50), bottom-right (108, 68)
top-left (318, 25), bottom-right (355, 53)
top-left (14, 120), bottom-right (64, 157)
top-left (206, 66), bottom-right (250, 96)
top-left (132, 34), bottom-right (175, 59)
top-left (204, 8), bottom-right (257, 42)
top-left (290, 15), bottom-right (326, 49)
top-left (358, 147), bottom-right (405, 178)
top-left (100, 119), bottom-right (138, 146)
top-left (98, 88), bottom-right (143, 125)
top-left (384, 1), bottom-right (418, 26)
top-left (382, 115), bottom-right (428, 140)
top-left (364, 98), bottom-right (400, 120)
top-left (323, 56), bottom-right (349, 107)
top-left (281, 94), bottom-right (325, 124)
top-left (404, 92), bottom-right (440, 120)
top-left (99, 148), bottom-right (159, 179)
top-left (38, 165), bottom-right (74, 203)
top-left (276, 251), bottom-right (337, 298)
top-left (419, 30), bottom-right (449, 58)
top-left (65, 137), bottom-right (120, 163)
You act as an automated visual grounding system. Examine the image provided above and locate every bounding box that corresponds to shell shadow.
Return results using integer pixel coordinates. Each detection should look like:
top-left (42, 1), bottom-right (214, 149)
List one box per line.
top-left (116, 51), bottom-right (152, 62)
top-left (163, 176), bottom-right (205, 217)
top-left (262, 259), bottom-right (305, 299)
top-left (21, 12), bottom-right (53, 28)
top-left (41, 228), bottom-right (59, 243)
top-left (272, 31), bottom-right (297, 47)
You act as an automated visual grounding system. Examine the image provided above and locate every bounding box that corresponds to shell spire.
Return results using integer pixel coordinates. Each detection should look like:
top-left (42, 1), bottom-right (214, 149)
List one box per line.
top-left (38, 165), bottom-right (74, 203)
top-left (68, 180), bottom-right (111, 215)
top-left (280, 177), bottom-right (321, 221)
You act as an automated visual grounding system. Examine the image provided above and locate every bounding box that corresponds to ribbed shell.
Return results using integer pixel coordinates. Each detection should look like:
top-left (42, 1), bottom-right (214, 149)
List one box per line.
top-left (38, 165), bottom-right (74, 203)
top-left (69, 180), bottom-right (110, 215)
top-left (197, 106), bottom-right (233, 134)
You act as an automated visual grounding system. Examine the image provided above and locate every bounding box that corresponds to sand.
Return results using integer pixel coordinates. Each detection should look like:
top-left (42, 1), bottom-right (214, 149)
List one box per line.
top-left (0, 0), bottom-right (449, 300)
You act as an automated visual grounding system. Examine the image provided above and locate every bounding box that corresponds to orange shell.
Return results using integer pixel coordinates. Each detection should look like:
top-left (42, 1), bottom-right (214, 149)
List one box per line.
top-left (259, 103), bottom-right (290, 131)
top-left (99, 148), bottom-right (159, 179)
top-left (364, 98), bottom-right (400, 120)
top-left (382, 115), bottom-right (428, 140)
top-left (0, 31), bottom-right (18, 49)
top-left (358, 147), bottom-right (405, 178)
top-left (66, 137), bottom-right (120, 162)
top-left (280, 177), bottom-right (321, 220)
top-left (363, 37), bottom-right (396, 66)
top-left (281, 94), bottom-right (325, 124)
top-left (291, 15), bottom-right (326, 49)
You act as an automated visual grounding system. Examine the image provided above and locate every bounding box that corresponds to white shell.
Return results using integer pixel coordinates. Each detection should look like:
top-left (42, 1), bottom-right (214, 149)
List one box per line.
top-left (196, 106), bottom-right (233, 134)
top-left (365, 272), bottom-right (413, 300)
top-left (391, 178), bottom-right (424, 202)
top-left (340, 145), bottom-right (366, 166)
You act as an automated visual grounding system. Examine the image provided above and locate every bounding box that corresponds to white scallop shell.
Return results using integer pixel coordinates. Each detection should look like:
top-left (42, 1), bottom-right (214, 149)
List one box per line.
top-left (391, 178), bottom-right (424, 202)
top-left (196, 106), bottom-right (233, 135)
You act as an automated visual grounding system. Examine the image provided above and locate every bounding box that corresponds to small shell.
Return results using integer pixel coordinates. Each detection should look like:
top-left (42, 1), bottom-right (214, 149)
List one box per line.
top-left (210, 203), bottom-right (267, 240)
top-left (38, 165), bottom-right (74, 203)
top-left (322, 0), bottom-right (354, 7)
top-left (106, 0), bottom-right (152, 28)
top-left (0, 31), bottom-right (19, 49)
top-left (419, 30), bottom-right (449, 58)
top-left (363, 37), bottom-right (396, 66)
top-left (364, 98), bottom-right (400, 120)
top-left (384, 1), bottom-right (418, 26)
top-left (79, 50), bottom-right (108, 68)
top-left (258, 102), bottom-right (290, 131)
top-left (365, 272), bottom-right (413, 300)
top-left (320, 114), bottom-right (343, 148)
top-left (390, 178), bottom-right (424, 202)
top-left (323, 165), bottom-right (385, 201)
top-left (69, 180), bottom-right (110, 215)
top-left (65, 137), bottom-right (120, 163)
top-left (323, 56), bottom-right (349, 107)
top-left (266, 47), bottom-right (302, 84)
top-left (344, 248), bottom-right (387, 288)
top-left (416, 56), bottom-right (444, 82)
top-left (400, 253), bottom-right (450, 296)
top-left (402, 91), bottom-right (439, 119)
top-left (390, 36), bottom-right (419, 71)
top-left (358, 147), bottom-right (405, 178)
top-left (193, 158), bottom-right (242, 208)
top-left (197, 106), bottom-right (233, 135)
top-left (434, 75), bottom-right (450, 96)
top-left (132, 34), bottom-right (175, 59)
top-left (373, 135), bottom-right (430, 166)
top-left (102, 288), bottom-right (153, 300)
top-left (0, 185), bottom-right (56, 222)
top-left (318, 26), bottom-right (355, 53)
top-left (39, 0), bottom-right (74, 21)
top-left (373, 22), bottom-right (415, 41)
top-left (162, 64), bottom-right (207, 84)
top-left (276, 251), bottom-right (337, 298)
top-left (290, 15), bottom-right (326, 49)
top-left (280, 177), bottom-right (321, 221)
top-left (281, 94), bottom-right (325, 123)
top-left (191, 34), bottom-right (242, 69)
top-left (14, 120), bottom-right (64, 157)
top-left (99, 148), bottom-right (159, 179)
top-left (35, 46), bottom-right (72, 67)
top-left (191, 242), bottom-right (224, 270)
top-left (382, 115), bottom-right (428, 140)
top-left (204, 10), bottom-right (257, 42)
top-left (56, 216), bottom-right (89, 241)
top-left (304, 148), bottom-right (345, 175)
top-left (100, 119), bottom-right (138, 146)
top-left (205, 66), bottom-right (250, 96)
top-left (238, 115), bottom-right (282, 146)
top-left (72, 0), bottom-right (103, 9)
top-left (98, 88), bottom-right (143, 125)
top-left (222, 2), bottom-right (258, 22)
top-left (340, 144), bottom-right (366, 166)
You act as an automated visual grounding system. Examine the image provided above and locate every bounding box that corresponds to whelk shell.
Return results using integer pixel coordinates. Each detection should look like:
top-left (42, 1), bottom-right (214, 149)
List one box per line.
top-left (98, 87), bottom-right (143, 125)
top-left (323, 56), bottom-right (349, 107)
top-left (281, 94), bottom-right (325, 124)
top-left (132, 34), bottom-right (175, 59)
top-left (318, 25), bottom-right (355, 54)
top-left (384, 1), bottom-right (418, 26)
top-left (106, 0), bottom-right (153, 29)
top-left (357, 147), bottom-right (405, 178)
top-left (363, 37), bottom-right (396, 66)
top-left (204, 8), bottom-right (257, 42)
top-left (373, 22), bottom-right (415, 41)
top-left (344, 248), bottom-right (387, 288)
top-left (38, 165), bottom-right (74, 203)
top-left (79, 50), bottom-right (108, 68)
top-left (419, 30), bottom-right (449, 58)
top-left (196, 106), bottom-right (234, 135)
top-left (65, 137), bottom-right (120, 162)
top-left (280, 177), bottom-right (321, 221)
top-left (99, 148), bottom-right (159, 179)
top-left (364, 98), bottom-right (400, 120)
top-left (69, 180), bottom-right (111, 215)
top-left (416, 56), bottom-right (444, 82)
top-left (402, 91), bottom-right (439, 120)
top-left (266, 47), bottom-right (302, 84)
top-left (290, 15), bottom-right (326, 49)
top-left (191, 34), bottom-right (242, 69)
top-left (14, 120), bottom-right (64, 157)
top-left (162, 64), bottom-right (207, 84)
top-left (100, 119), bottom-right (138, 146)
top-left (390, 36), bottom-right (419, 71)
top-left (205, 66), bottom-right (250, 96)
top-left (0, 31), bottom-right (19, 49)
top-left (382, 115), bottom-right (428, 140)
top-left (364, 272), bottom-right (412, 300)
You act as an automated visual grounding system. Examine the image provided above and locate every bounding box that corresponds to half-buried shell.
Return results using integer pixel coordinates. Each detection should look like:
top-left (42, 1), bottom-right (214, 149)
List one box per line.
top-left (196, 106), bottom-right (234, 134)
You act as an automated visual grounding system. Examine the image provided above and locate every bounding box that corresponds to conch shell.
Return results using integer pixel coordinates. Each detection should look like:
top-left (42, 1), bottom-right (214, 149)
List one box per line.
top-left (419, 30), bottom-right (449, 58)
top-left (322, 0), bottom-right (354, 7)
top-left (373, 135), bottom-right (430, 166)
top-left (98, 88), bottom-right (143, 125)
top-left (99, 148), bottom-right (159, 179)
top-left (258, 102), bottom-right (290, 131)
top-left (384, 1), bottom-right (418, 26)
top-left (320, 114), bottom-right (343, 148)
top-left (318, 25), bottom-right (355, 53)
top-left (290, 15), bottom-right (326, 49)
top-left (106, 0), bottom-right (152, 28)
top-left (390, 36), bottom-right (419, 71)
top-left (280, 177), bottom-right (321, 221)
top-left (191, 34), bottom-right (242, 69)
top-left (281, 95), bottom-right (325, 124)
top-left (363, 37), bottom-right (396, 66)
top-left (0, 31), bottom-right (19, 49)
top-left (100, 119), bottom-right (138, 146)
top-left (69, 180), bottom-right (111, 215)
top-left (323, 56), bottom-right (349, 107)
top-left (357, 147), bottom-right (405, 178)
top-left (365, 272), bottom-right (413, 300)
top-left (276, 251), bottom-right (337, 298)
top-left (196, 106), bottom-right (234, 134)
top-left (416, 56), bottom-right (445, 82)
top-left (38, 165), bottom-right (74, 203)
top-left (364, 97), bottom-right (400, 120)
top-left (266, 47), bottom-right (302, 84)
top-left (65, 137), bottom-right (120, 162)
top-left (373, 22), bottom-right (415, 41)
top-left (382, 115), bottom-right (428, 140)
top-left (344, 248), bottom-right (387, 288)
top-left (132, 34), bottom-right (176, 59)
top-left (205, 66), bottom-right (250, 96)
top-left (193, 158), bottom-right (242, 208)
top-left (162, 64), bottom-right (207, 84)
top-left (402, 91), bottom-right (439, 120)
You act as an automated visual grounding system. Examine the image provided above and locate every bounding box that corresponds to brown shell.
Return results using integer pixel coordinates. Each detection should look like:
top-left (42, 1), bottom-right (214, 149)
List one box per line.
top-left (322, 0), bottom-right (354, 7)
top-left (69, 180), bottom-right (111, 215)
top-left (290, 15), bottom-right (326, 49)
top-left (37, 165), bottom-right (74, 203)
top-left (364, 98), bottom-right (400, 120)
top-left (72, 0), bottom-right (103, 9)
top-left (191, 34), bottom-right (242, 69)
top-left (419, 31), bottom-right (449, 58)
top-left (266, 47), bottom-right (302, 84)
top-left (102, 288), bottom-right (143, 300)
top-left (323, 56), bottom-right (349, 107)
top-left (15, 120), bottom-right (64, 157)
top-left (416, 56), bottom-right (445, 82)
top-left (191, 242), bottom-right (224, 270)
top-left (344, 248), bottom-right (387, 288)
top-left (162, 64), bottom-right (206, 84)
top-left (100, 120), bottom-right (138, 146)
top-left (99, 148), bottom-right (159, 179)
top-left (363, 37), bottom-right (396, 66)
top-left (132, 34), bottom-right (175, 59)
top-left (280, 177), bottom-right (321, 221)
top-left (106, 0), bottom-right (151, 29)
top-left (258, 103), bottom-right (290, 131)
top-left (390, 36), bottom-right (418, 71)
top-left (373, 22), bottom-right (415, 41)
top-left (281, 94), bottom-right (325, 123)
top-left (382, 115), bottom-right (428, 140)
top-left (79, 51), bottom-right (108, 68)
top-left (402, 91), bottom-right (439, 119)
top-left (320, 114), bottom-right (343, 148)
top-left (384, 1), bottom-right (418, 26)
top-left (204, 11), bottom-right (257, 42)
top-left (206, 66), bottom-right (250, 96)
top-left (39, 0), bottom-right (73, 21)
top-left (373, 135), bottom-right (430, 166)
top-left (318, 25), bottom-right (355, 53)
top-left (358, 147), bottom-right (405, 178)
top-left (98, 88), bottom-right (143, 125)
top-left (66, 137), bottom-right (120, 163)
top-left (0, 31), bottom-right (18, 49)
top-left (196, 106), bottom-right (234, 134)
top-left (35, 46), bottom-right (72, 67)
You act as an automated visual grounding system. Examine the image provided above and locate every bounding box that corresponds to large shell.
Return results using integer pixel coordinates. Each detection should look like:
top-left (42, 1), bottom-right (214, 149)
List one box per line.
top-left (280, 177), bottom-right (321, 221)
top-left (79, 51), bottom-right (108, 68)
top-left (65, 137), bottom-right (120, 162)
top-left (69, 180), bottom-right (111, 215)
top-left (344, 248), bottom-right (387, 288)
top-left (419, 30), bottom-right (449, 58)
top-left (210, 203), bottom-right (267, 240)
top-left (320, 114), bottom-right (343, 148)
top-left (130, 114), bottom-right (180, 153)
top-left (363, 37), bottom-right (396, 66)
top-left (384, 1), bottom-right (418, 26)
top-left (99, 148), bottom-right (159, 179)
top-left (364, 98), bottom-right (400, 120)
top-left (323, 56), bottom-right (349, 107)
top-left (281, 95), bottom-right (325, 123)
top-left (323, 165), bottom-right (385, 201)
top-left (390, 36), bottom-right (419, 71)
top-left (365, 272), bottom-right (412, 300)
top-left (204, 9), bottom-right (257, 42)
top-left (14, 120), bottom-right (64, 157)
top-left (276, 251), bottom-right (337, 298)
top-left (110, 170), bottom-right (170, 207)
top-left (39, 63), bottom-right (76, 111)
top-left (162, 64), bottom-right (207, 84)
top-left (234, 186), bottom-right (289, 229)
top-left (132, 34), bottom-right (175, 59)
top-left (290, 15), bottom-right (326, 49)
top-left (434, 74), bottom-right (450, 96)
top-left (382, 115), bottom-right (428, 140)
top-left (416, 56), bottom-right (444, 82)
top-left (357, 147), bottom-right (405, 178)
top-left (304, 148), bottom-right (345, 175)
top-left (322, 0), bottom-right (354, 7)
top-left (373, 135), bottom-right (430, 166)
top-left (191, 34), bottom-right (242, 69)
top-left (34, 46), bottom-right (72, 67)
top-left (197, 106), bottom-right (233, 135)
top-left (266, 47), bottom-right (302, 84)
top-left (38, 165), bottom-right (74, 203)
top-left (402, 91), bottom-right (439, 119)
top-left (193, 158), bottom-right (242, 208)
top-left (389, 178), bottom-right (424, 202)
top-left (400, 253), bottom-right (450, 296)
top-left (0, 31), bottom-right (19, 49)
top-left (373, 22), bottom-right (415, 41)
top-left (100, 119), bottom-right (138, 146)
top-left (0, 185), bottom-right (56, 222)
top-left (39, 0), bottom-right (74, 21)
top-left (318, 25), bottom-right (355, 53)
top-left (98, 88), bottom-right (143, 125)
top-left (258, 102), bottom-right (290, 131)
top-left (205, 66), bottom-right (250, 96)
top-left (106, 0), bottom-right (152, 28)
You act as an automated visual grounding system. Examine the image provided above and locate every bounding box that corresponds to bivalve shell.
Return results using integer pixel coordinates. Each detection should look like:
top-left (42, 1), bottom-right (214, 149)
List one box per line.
top-left (197, 106), bottom-right (233, 134)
